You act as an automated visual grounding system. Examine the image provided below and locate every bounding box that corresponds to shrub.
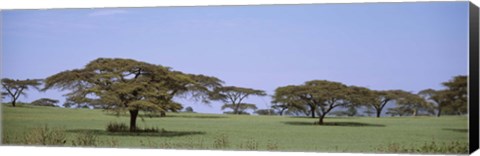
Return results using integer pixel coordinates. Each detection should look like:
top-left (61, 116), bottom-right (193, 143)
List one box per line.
top-left (106, 122), bottom-right (128, 132)
top-left (106, 122), bottom-right (160, 133)
top-left (71, 132), bottom-right (98, 147)
top-left (212, 134), bottom-right (229, 149)
top-left (31, 98), bottom-right (59, 107)
top-left (375, 141), bottom-right (468, 154)
top-left (23, 125), bottom-right (67, 146)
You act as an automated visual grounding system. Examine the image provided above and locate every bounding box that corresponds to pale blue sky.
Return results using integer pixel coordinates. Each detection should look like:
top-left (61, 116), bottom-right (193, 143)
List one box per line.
top-left (1, 2), bottom-right (469, 114)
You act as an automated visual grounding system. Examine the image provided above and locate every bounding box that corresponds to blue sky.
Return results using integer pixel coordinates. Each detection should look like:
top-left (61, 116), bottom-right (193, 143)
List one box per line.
top-left (1, 2), bottom-right (469, 114)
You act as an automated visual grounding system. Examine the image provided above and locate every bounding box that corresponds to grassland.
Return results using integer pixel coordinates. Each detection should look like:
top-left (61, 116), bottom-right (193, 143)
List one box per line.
top-left (1, 104), bottom-right (468, 153)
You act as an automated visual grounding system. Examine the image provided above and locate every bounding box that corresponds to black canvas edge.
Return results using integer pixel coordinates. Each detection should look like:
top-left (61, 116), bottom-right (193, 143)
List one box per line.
top-left (469, 1), bottom-right (479, 154)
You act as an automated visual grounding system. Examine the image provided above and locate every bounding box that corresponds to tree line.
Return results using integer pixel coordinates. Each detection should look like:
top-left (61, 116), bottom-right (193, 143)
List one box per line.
top-left (266, 76), bottom-right (467, 124)
top-left (1, 58), bottom-right (467, 130)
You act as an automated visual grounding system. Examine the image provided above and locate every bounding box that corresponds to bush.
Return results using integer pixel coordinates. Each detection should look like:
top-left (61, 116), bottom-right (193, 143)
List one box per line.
top-left (23, 125), bottom-right (67, 146)
top-left (212, 134), bottom-right (229, 149)
top-left (31, 98), bottom-right (59, 107)
top-left (106, 122), bottom-right (128, 132)
top-left (106, 122), bottom-right (161, 133)
top-left (71, 132), bottom-right (98, 147)
top-left (375, 140), bottom-right (468, 154)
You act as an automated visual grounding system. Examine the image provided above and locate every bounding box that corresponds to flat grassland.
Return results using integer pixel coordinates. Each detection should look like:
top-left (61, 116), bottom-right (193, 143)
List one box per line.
top-left (1, 105), bottom-right (468, 153)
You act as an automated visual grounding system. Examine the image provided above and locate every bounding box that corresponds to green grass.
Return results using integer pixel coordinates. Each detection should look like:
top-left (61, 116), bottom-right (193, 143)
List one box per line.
top-left (1, 104), bottom-right (468, 154)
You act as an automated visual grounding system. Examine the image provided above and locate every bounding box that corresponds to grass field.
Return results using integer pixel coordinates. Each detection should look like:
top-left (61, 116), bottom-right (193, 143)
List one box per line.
top-left (1, 104), bottom-right (469, 154)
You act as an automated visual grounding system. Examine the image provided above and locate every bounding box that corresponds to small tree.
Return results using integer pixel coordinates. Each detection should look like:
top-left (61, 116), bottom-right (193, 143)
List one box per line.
top-left (272, 85), bottom-right (308, 116)
top-left (210, 86), bottom-right (266, 115)
top-left (31, 98), bottom-right (59, 107)
top-left (273, 80), bottom-right (354, 125)
top-left (255, 109), bottom-right (277, 115)
top-left (1, 78), bottom-right (42, 107)
top-left (442, 75), bottom-right (468, 115)
top-left (184, 106), bottom-right (194, 113)
top-left (368, 90), bottom-right (405, 118)
top-left (395, 91), bottom-right (431, 116)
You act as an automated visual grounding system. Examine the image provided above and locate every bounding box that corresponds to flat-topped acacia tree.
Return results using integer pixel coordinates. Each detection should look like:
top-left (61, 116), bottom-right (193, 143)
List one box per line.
top-left (1, 78), bottom-right (42, 107)
top-left (210, 86), bottom-right (266, 115)
top-left (273, 80), bottom-right (355, 124)
top-left (43, 58), bottom-right (222, 132)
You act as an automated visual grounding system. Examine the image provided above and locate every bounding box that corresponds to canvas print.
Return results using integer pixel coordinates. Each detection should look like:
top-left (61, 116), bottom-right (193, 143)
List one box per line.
top-left (0, 2), bottom-right (472, 154)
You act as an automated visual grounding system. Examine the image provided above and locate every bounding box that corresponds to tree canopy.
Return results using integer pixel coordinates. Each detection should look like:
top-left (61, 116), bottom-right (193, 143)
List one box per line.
top-left (210, 86), bottom-right (266, 114)
top-left (31, 98), bottom-right (59, 107)
top-left (43, 58), bottom-right (223, 132)
top-left (1, 78), bottom-right (42, 107)
top-left (273, 80), bottom-right (357, 124)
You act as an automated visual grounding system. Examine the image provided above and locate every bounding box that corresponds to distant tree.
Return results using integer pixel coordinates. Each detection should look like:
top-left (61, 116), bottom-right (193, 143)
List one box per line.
top-left (210, 86), bottom-right (266, 115)
top-left (1, 78), bottom-right (42, 107)
top-left (255, 109), bottom-right (277, 115)
top-left (363, 106), bottom-right (375, 117)
top-left (395, 91), bottom-right (432, 117)
top-left (368, 90), bottom-right (406, 118)
top-left (184, 106), bottom-right (194, 113)
top-left (31, 98), bottom-right (59, 107)
top-left (418, 89), bottom-right (449, 117)
top-left (386, 107), bottom-right (409, 117)
top-left (272, 85), bottom-right (308, 116)
top-left (442, 75), bottom-right (468, 115)
top-left (43, 58), bottom-right (222, 132)
top-left (273, 80), bottom-right (355, 125)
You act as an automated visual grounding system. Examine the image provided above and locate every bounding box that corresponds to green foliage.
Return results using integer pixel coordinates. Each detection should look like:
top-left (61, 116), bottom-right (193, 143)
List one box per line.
top-left (71, 132), bottom-right (98, 147)
top-left (106, 122), bottom-right (129, 132)
top-left (1, 78), bottom-right (42, 107)
top-left (106, 122), bottom-right (161, 133)
top-left (184, 106), bottom-right (194, 113)
top-left (441, 75), bottom-right (468, 115)
top-left (213, 134), bottom-right (230, 149)
top-left (255, 109), bottom-right (277, 115)
top-left (273, 80), bottom-right (354, 124)
top-left (395, 91), bottom-right (432, 116)
top-left (375, 140), bottom-right (468, 154)
top-left (43, 58), bottom-right (222, 131)
top-left (23, 125), bottom-right (67, 146)
top-left (210, 86), bottom-right (266, 114)
top-left (31, 98), bottom-right (59, 107)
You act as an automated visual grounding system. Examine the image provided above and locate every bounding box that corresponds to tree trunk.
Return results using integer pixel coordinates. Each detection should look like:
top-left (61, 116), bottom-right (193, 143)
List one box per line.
top-left (436, 107), bottom-right (441, 117)
top-left (279, 108), bottom-right (285, 116)
top-left (129, 110), bottom-right (139, 132)
top-left (310, 105), bottom-right (316, 118)
top-left (412, 109), bottom-right (417, 117)
top-left (233, 103), bottom-right (240, 114)
top-left (376, 109), bottom-right (381, 118)
top-left (318, 114), bottom-right (326, 125)
top-left (11, 99), bottom-right (16, 107)
top-left (160, 111), bottom-right (166, 117)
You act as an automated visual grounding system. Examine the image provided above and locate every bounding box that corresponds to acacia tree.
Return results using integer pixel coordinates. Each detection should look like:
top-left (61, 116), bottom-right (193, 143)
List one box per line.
top-left (395, 91), bottom-right (432, 116)
top-left (367, 90), bottom-right (406, 118)
top-left (442, 75), bottom-right (468, 115)
top-left (43, 58), bottom-right (222, 132)
top-left (273, 80), bottom-right (354, 124)
top-left (210, 86), bottom-right (266, 114)
top-left (418, 89), bottom-right (449, 117)
top-left (1, 78), bottom-right (42, 107)
top-left (31, 98), bottom-right (59, 107)
top-left (272, 85), bottom-right (309, 116)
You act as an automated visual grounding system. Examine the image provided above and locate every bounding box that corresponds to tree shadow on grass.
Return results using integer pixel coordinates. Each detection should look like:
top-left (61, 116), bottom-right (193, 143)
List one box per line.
top-left (283, 121), bottom-right (385, 127)
top-left (66, 129), bottom-right (206, 137)
top-left (442, 128), bottom-right (468, 133)
top-left (160, 115), bottom-right (227, 119)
